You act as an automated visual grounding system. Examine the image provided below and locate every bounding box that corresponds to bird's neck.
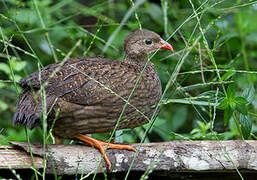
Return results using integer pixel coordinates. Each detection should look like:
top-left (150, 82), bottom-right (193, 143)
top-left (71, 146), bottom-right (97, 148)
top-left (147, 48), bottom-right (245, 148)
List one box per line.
top-left (123, 53), bottom-right (160, 87)
top-left (123, 53), bottom-right (151, 68)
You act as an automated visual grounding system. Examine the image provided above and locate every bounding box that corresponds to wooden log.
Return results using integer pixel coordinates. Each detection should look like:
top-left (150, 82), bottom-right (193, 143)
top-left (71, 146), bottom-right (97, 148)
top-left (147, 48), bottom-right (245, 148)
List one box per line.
top-left (0, 141), bottom-right (257, 175)
top-left (0, 145), bottom-right (43, 169)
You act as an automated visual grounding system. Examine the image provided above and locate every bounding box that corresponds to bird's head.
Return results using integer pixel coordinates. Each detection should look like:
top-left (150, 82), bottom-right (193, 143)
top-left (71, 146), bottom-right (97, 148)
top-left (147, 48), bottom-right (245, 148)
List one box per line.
top-left (124, 29), bottom-right (174, 59)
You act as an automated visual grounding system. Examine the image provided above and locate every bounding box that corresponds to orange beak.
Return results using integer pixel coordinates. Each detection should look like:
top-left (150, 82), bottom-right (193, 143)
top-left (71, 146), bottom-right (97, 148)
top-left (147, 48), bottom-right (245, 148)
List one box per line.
top-left (160, 40), bottom-right (174, 52)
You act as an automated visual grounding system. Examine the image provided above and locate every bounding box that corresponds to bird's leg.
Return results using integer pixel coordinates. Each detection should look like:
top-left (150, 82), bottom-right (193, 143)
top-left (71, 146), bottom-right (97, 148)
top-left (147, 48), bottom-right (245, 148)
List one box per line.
top-left (74, 134), bottom-right (136, 170)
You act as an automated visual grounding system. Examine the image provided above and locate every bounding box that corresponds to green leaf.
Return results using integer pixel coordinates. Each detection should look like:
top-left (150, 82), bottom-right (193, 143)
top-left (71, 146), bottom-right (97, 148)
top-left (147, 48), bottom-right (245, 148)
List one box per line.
top-left (242, 84), bottom-right (255, 105)
top-left (235, 96), bottom-right (248, 106)
top-left (9, 74), bottom-right (22, 82)
top-left (229, 101), bottom-right (236, 110)
top-left (235, 96), bottom-right (248, 114)
top-left (9, 9), bottom-right (38, 24)
top-left (190, 128), bottom-right (200, 135)
top-left (13, 61), bottom-right (27, 72)
top-left (146, 3), bottom-right (163, 26)
top-left (239, 114), bottom-right (252, 140)
top-left (172, 106), bottom-right (187, 131)
top-left (221, 68), bottom-right (235, 81)
top-left (0, 82), bottom-right (6, 88)
top-left (0, 100), bottom-right (8, 111)
top-left (246, 32), bottom-right (257, 44)
top-left (0, 63), bottom-right (10, 74)
top-left (227, 84), bottom-right (236, 98)
top-left (224, 107), bottom-right (233, 126)
top-left (9, 58), bottom-right (27, 72)
top-left (197, 121), bottom-right (205, 130)
top-left (218, 98), bottom-right (228, 109)
top-left (153, 128), bottom-right (170, 141)
top-left (229, 116), bottom-right (239, 134)
top-left (216, 32), bottom-right (240, 47)
top-left (236, 105), bottom-right (248, 115)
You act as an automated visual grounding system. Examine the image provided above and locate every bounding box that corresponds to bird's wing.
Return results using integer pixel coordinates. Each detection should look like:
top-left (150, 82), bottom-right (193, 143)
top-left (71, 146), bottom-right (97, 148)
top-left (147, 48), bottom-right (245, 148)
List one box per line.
top-left (18, 58), bottom-right (83, 89)
top-left (19, 57), bottom-right (144, 106)
top-left (53, 58), bottom-right (143, 106)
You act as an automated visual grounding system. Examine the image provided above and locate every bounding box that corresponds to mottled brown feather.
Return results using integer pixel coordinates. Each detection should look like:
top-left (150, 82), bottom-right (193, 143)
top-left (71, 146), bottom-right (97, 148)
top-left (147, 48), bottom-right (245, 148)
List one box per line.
top-left (14, 29), bottom-right (164, 138)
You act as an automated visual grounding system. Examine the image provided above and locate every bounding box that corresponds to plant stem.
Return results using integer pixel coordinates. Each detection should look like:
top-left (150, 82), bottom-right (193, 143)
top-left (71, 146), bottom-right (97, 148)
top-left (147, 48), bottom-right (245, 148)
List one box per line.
top-left (233, 113), bottom-right (244, 140)
top-left (248, 111), bottom-right (257, 117)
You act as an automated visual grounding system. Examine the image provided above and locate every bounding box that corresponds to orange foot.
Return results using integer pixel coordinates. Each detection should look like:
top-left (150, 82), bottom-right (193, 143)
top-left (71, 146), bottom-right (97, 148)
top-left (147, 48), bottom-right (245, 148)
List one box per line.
top-left (74, 134), bottom-right (136, 170)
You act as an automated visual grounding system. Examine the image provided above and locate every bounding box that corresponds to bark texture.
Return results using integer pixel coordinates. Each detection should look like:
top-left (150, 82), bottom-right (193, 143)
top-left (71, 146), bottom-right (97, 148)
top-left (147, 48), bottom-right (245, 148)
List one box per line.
top-left (0, 141), bottom-right (256, 175)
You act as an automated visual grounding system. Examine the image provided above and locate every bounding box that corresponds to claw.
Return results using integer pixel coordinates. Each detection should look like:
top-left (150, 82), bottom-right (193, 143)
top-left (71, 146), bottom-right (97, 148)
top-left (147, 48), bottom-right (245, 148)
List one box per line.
top-left (74, 134), bottom-right (136, 170)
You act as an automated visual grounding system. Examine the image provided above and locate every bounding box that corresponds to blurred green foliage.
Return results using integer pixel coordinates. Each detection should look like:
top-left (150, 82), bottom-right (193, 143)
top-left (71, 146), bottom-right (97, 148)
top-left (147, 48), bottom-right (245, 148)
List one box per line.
top-left (0, 0), bottom-right (257, 146)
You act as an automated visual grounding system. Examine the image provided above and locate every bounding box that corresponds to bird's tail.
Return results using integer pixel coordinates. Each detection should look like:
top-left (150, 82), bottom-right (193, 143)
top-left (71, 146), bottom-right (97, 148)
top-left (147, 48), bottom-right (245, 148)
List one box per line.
top-left (13, 90), bottom-right (41, 129)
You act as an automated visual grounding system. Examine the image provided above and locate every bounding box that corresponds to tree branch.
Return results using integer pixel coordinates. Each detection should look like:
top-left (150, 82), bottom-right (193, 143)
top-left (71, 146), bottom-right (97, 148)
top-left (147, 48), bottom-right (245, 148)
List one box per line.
top-left (0, 141), bottom-right (257, 175)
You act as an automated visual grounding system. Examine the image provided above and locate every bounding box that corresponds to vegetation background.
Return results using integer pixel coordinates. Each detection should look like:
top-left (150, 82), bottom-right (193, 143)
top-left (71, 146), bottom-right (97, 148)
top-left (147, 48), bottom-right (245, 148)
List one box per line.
top-left (0, 0), bottom-right (257, 179)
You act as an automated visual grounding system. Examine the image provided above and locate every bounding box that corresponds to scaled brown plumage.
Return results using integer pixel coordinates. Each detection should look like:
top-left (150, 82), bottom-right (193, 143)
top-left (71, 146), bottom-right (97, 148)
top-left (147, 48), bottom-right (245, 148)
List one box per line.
top-left (13, 29), bottom-right (174, 169)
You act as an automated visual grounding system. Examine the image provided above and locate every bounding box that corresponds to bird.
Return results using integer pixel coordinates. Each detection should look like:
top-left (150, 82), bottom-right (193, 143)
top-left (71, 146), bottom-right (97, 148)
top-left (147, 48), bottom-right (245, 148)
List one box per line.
top-left (13, 29), bottom-right (174, 169)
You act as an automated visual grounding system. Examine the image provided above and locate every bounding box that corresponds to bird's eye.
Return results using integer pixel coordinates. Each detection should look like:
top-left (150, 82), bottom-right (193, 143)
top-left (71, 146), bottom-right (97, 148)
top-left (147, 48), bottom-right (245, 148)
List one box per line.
top-left (145, 39), bottom-right (152, 45)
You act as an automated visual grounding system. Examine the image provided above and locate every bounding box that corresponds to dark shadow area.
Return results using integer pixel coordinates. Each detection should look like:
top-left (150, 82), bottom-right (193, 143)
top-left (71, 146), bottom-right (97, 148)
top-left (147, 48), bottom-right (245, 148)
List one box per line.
top-left (1, 169), bottom-right (257, 180)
